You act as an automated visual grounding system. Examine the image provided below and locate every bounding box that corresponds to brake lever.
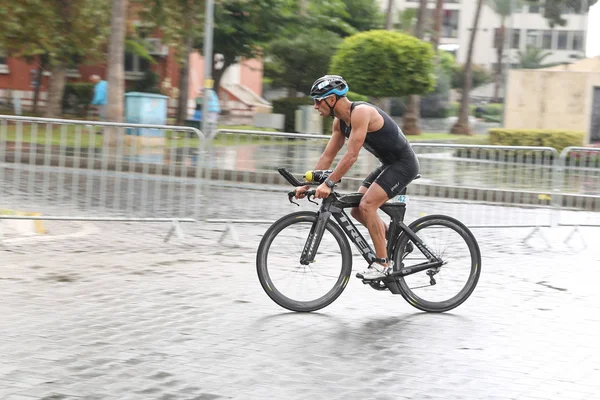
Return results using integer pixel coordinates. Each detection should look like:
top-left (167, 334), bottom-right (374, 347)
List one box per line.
top-left (307, 192), bottom-right (318, 205)
top-left (288, 191), bottom-right (300, 206)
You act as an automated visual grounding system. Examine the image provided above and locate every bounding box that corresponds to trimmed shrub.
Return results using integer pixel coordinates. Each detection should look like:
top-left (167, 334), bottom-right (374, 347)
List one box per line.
top-left (489, 129), bottom-right (584, 153)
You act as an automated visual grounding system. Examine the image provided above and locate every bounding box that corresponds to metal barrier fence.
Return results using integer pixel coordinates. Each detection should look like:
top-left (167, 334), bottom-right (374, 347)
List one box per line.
top-left (554, 146), bottom-right (600, 229)
top-left (204, 129), bottom-right (582, 231)
top-left (2, 123), bottom-right (598, 243)
top-left (0, 115), bottom-right (206, 239)
top-left (409, 144), bottom-right (559, 228)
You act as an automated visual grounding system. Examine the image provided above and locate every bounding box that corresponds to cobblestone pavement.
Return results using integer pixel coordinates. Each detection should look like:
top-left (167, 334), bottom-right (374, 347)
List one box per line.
top-left (2, 202), bottom-right (600, 399)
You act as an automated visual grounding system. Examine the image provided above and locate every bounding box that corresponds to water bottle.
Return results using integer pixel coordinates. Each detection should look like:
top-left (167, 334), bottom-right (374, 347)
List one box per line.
top-left (304, 170), bottom-right (333, 183)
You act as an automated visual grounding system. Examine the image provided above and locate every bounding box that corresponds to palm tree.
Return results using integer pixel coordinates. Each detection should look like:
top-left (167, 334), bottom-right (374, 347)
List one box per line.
top-left (518, 46), bottom-right (553, 69)
top-left (431, 0), bottom-right (445, 60)
top-left (394, 8), bottom-right (417, 33)
top-left (176, 0), bottom-right (197, 125)
top-left (487, 0), bottom-right (523, 102)
top-left (450, 0), bottom-right (484, 135)
top-left (385, 0), bottom-right (395, 29)
top-left (402, 0), bottom-right (428, 136)
top-left (105, 0), bottom-right (128, 146)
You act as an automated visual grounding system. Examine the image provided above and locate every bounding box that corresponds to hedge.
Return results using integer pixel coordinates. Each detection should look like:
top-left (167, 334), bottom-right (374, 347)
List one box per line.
top-left (489, 129), bottom-right (584, 153)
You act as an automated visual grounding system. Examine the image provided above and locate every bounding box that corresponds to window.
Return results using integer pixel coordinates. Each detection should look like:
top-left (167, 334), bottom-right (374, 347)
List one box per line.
top-left (124, 52), bottom-right (150, 78)
top-left (511, 29), bottom-right (521, 49)
top-left (542, 30), bottom-right (553, 49)
top-left (557, 31), bottom-right (568, 50)
top-left (526, 29), bottom-right (540, 48)
top-left (493, 28), bottom-right (503, 48)
top-left (404, 7), bottom-right (459, 39)
top-left (572, 31), bottom-right (584, 51)
top-left (528, 3), bottom-right (541, 13)
top-left (0, 47), bottom-right (7, 73)
top-left (493, 28), bottom-right (520, 49)
top-left (442, 10), bottom-right (459, 38)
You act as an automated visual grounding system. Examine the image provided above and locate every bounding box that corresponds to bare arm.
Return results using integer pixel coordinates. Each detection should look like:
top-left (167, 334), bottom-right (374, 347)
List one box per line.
top-left (296, 119), bottom-right (345, 198)
top-left (314, 118), bottom-right (345, 170)
top-left (327, 107), bottom-right (369, 183)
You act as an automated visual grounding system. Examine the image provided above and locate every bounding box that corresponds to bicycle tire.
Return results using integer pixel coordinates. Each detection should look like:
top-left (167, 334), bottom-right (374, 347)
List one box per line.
top-left (256, 211), bottom-right (353, 312)
top-left (392, 214), bottom-right (481, 313)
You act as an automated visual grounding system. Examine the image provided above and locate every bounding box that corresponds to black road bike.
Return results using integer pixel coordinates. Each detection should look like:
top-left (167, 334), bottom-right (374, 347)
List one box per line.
top-left (256, 168), bottom-right (481, 313)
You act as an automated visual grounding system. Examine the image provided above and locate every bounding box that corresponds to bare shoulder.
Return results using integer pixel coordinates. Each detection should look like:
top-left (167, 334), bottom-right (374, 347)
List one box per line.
top-left (332, 117), bottom-right (341, 131)
top-left (351, 103), bottom-right (378, 123)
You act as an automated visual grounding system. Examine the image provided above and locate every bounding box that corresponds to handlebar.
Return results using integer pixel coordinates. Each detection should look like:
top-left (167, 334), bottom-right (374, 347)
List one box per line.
top-left (288, 189), bottom-right (318, 206)
top-left (278, 168), bottom-right (338, 206)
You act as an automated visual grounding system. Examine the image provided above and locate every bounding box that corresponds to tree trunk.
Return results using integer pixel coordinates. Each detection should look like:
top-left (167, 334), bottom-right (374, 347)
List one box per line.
top-left (493, 22), bottom-right (505, 103)
top-left (176, 36), bottom-right (194, 125)
top-left (402, 0), bottom-right (427, 136)
top-left (44, 63), bottom-right (67, 118)
top-left (450, 0), bottom-right (484, 135)
top-left (431, 0), bottom-right (444, 59)
top-left (105, 0), bottom-right (128, 146)
top-left (32, 62), bottom-right (44, 115)
top-left (384, 0), bottom-right (394, 30)
top-left (176, 1), bottom-right (196, 125)
top-left (299, 0), bottom-right (308, 16)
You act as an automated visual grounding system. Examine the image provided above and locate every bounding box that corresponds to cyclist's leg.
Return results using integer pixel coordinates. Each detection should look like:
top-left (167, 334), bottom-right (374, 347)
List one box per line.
top-left (350, 165), bottom-right (388, 234)
top-left (356, 159), bottom-right (419, 280)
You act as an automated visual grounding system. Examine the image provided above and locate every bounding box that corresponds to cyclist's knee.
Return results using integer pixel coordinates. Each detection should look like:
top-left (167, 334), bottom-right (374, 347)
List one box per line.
top-left (358, 199), bottom-right (377, 215)
top-left (351, 207), bottom-right (362, 220)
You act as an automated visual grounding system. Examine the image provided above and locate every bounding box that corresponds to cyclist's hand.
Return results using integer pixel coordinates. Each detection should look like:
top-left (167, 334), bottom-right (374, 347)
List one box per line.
top-left (315, 183), bottom-right (331, 199)
top-left (295, 185), bottom-right (310, 199)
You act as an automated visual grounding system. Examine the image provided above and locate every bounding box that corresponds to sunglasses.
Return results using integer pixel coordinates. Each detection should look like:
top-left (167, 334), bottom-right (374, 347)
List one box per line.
top-left (313, 95), bottom-right (333, 105)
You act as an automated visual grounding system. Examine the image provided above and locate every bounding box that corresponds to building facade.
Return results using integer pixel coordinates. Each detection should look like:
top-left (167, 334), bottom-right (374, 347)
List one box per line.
top-left (0, 40), bottom-right (266, 118)
top-left (377, 0), bottom-right (589, 71)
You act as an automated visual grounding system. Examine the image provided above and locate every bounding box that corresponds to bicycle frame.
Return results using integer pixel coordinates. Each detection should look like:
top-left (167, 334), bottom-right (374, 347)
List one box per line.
top-left (300, 193), bottom-right (444, 280)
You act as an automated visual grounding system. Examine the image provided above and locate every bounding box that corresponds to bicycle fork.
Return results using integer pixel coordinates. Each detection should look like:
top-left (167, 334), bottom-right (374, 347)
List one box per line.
top-left (300, 210), bottom-right (331, 265)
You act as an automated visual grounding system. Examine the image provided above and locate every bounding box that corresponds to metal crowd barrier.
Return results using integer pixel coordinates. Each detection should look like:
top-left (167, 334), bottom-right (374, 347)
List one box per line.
top-left (2, 122), bottom-right (598, 245)
top-left (204, 129), bottom-right (576, 231)
top-left (554, 147), bottom-right (600, 235)
top-left (409, 144), bottom-right (559, 228)
top-left (0, 115), bottom-right (206, 240)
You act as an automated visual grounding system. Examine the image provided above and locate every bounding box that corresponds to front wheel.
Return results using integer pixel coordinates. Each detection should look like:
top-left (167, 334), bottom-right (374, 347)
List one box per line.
top-left (256, 211), bottom-right (353, 312)
top-left (393, 214), bottom-right (481, 313)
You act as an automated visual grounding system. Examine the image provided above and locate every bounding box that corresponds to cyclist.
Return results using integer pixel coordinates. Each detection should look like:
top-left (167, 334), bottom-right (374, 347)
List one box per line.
top-left (296, 75), bottom-right (420, 280)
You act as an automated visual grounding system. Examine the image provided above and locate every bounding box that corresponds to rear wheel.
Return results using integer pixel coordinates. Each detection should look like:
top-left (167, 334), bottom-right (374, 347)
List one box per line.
top-left (256, 211), bottom-right (353, 312)
top-left (393, 215), bottom-right (481, 313)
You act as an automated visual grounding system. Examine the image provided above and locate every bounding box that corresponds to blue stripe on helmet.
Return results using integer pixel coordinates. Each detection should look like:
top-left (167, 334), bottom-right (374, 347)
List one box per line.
top-left (311, 87), bottom-right (348, 99)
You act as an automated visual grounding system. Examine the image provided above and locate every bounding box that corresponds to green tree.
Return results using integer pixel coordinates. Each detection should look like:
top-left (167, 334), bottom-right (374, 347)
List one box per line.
top-left (264, 30), bottom-right (342, 97)
top-left (394, 8), bottom-right (418, 33)
top-left (341, 0), bottom-right (383, 32)
top-left (526, 0), bottom-right (598, 27)
top-left (209, 0), bottom-right (299, 94)
top-left (0, 0), bottom-right (111, 118)
top-left (518, 46), bottom-right (553, 69)
top-left (264, 0), bottom-right (380, 95)
top-left (330, 30), bottom-right (435, 98)
top-left (106, 0), bottom-right (127, 133)
top-left (451, 64), bottom-right (491, 90)
top-left (139, 0), bottom-right (203, 124)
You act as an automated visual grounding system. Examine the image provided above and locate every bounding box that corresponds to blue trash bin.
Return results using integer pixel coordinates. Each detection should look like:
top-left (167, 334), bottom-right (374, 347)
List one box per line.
top-left (125, 92), bottom-right (169, 138)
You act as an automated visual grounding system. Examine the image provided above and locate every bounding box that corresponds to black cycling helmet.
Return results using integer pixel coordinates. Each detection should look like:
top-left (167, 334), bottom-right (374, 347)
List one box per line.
top-left (310, 75), bottom-right (349, 100)
top-left (310, 75), bottom-right (349, 117)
